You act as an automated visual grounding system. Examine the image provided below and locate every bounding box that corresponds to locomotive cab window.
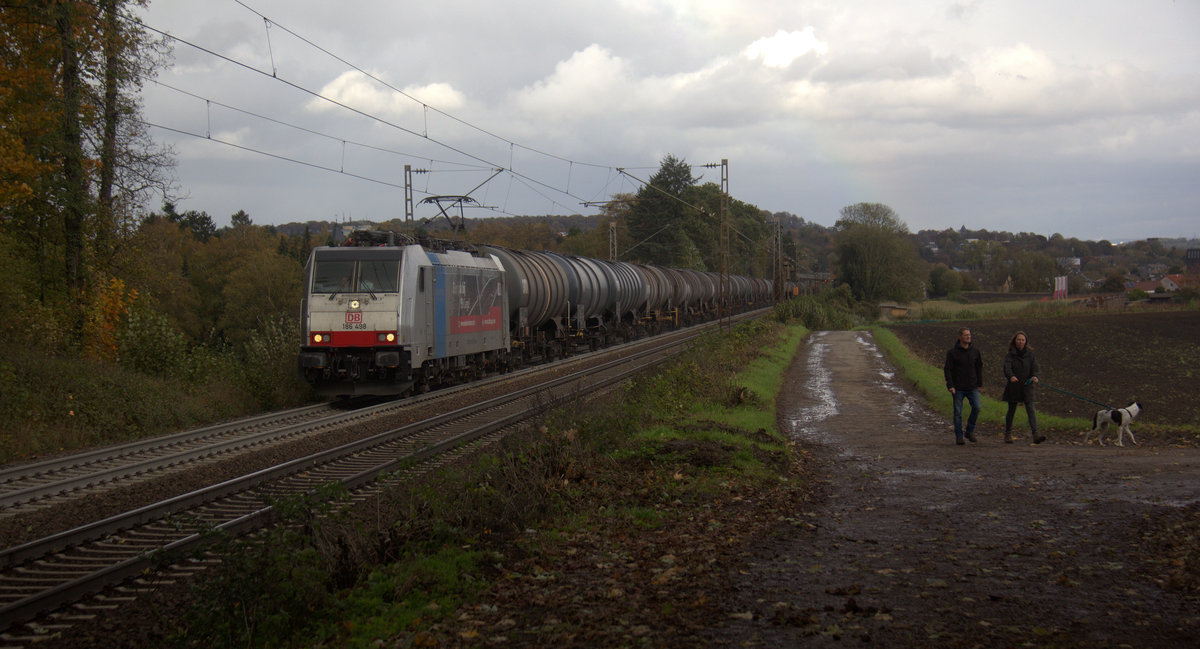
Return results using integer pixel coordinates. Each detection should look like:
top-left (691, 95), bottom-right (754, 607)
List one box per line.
top-left (360, 260), bottom-right (399, 292)
top-left (311, 256), bottom-right (400, 294)
top-left (312, 260), bottom-right (355, 294)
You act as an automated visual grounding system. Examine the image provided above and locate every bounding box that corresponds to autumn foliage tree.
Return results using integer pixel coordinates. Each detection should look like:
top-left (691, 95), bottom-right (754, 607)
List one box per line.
top-left (0, 0), bottom-right (171, 355)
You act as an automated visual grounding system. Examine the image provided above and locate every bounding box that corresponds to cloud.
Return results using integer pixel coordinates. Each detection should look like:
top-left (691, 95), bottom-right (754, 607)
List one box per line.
top-left (511, 45), bottom-right (633, 117)
top-left (742, 28), bottom-right (828, 68)
top-left (309, 71), bottom-right (467, 118)
top-left (140, 0), bottom-right (1200, 238)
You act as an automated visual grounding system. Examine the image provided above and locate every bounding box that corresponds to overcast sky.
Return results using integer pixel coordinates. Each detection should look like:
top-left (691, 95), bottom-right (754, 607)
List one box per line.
top-left (138, 0), bottom-right (1200, 241)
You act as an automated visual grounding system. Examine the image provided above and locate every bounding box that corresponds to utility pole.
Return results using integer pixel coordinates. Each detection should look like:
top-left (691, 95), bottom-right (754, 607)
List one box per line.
top-left (773, 217), bottom-right (784, 303)
top-left (609, 221), bottom-right (617, 261)
top-left (719, 158), bottom-right (731, 331)
top-left (404, 165), bottom-right (430, 232)
top-left (404, 165), bottom-right (414, 231)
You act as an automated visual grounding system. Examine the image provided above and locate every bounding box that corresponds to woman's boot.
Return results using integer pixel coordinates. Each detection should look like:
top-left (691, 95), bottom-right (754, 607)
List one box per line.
top-left (1004, 428), bottom-right (1013, 444)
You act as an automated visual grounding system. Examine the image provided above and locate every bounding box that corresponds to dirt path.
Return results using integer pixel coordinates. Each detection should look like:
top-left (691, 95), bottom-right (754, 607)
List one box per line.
top-left (709, 330), bottom-right (1200, 648)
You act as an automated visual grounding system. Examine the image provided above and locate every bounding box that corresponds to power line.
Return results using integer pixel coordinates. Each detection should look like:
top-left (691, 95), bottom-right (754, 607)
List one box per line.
top-left (142, 120), bottom-right (412, 191)
top-left (130, 9), bottom-right (631, 214)
top-left (231, 0), bottom-right (615, 172)
top-left (148, 79), bottom-right (493, 173)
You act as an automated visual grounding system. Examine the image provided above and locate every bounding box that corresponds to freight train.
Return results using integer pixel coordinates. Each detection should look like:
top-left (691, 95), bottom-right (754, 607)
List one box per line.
top-left (299, 230), bottom-right (774, 398)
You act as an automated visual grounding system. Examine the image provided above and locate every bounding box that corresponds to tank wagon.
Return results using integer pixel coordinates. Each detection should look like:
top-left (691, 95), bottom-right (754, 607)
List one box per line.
top-left (299, 230), bottom-right (773, 398)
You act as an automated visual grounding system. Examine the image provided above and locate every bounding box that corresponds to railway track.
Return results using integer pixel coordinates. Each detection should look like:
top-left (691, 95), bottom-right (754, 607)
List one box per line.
top-left (0, 403), bottom-right (343, 515)
top-left (0, 320), bottom-right (695, 519)
top-left (0, 314), bottom-right (760, 644)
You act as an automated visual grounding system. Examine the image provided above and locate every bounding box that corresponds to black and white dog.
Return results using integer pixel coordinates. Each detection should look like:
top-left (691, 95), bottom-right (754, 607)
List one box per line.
top-left (1084, 401), bottom-right (1142, 447)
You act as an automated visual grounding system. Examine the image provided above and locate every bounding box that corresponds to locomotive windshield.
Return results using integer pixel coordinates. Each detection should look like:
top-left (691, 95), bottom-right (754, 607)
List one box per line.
top-left (312, 260), bottom-right (356, 293)
top-left (359, 260), bottom-right (399, 292)
top-left (309, 249), bottom-right (402, 294)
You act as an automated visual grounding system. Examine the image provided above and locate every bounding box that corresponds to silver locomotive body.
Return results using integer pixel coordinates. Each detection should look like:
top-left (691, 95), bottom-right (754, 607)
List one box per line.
top-left (300, 242), bottom-right (508, 398)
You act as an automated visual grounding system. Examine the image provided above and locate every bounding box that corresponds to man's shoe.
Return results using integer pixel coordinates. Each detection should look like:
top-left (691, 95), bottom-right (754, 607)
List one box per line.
top-left (966, 431), bottom-right (977, 443)
top-left (1032, 435), bottom-right (1046, 444)
top-left (955, 436), bottom-right (965, 445)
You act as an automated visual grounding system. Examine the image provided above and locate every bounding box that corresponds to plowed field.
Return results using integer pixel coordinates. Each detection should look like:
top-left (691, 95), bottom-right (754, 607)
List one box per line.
top-left (885, 310), bottom-right (1200, 440)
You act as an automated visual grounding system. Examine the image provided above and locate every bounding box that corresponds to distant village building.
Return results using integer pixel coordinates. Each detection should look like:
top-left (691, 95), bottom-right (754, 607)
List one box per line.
top-left (878, 302), bottom-right (909, 320)
top-left (1128, 280), bottom-right (1167, 293)
top-left (1137, 263), bottom-right (1169, 279)
top-left (1161, 275), bottom-right (1184, 292)
top-left (1056, 257), bottom-right (1082, 270)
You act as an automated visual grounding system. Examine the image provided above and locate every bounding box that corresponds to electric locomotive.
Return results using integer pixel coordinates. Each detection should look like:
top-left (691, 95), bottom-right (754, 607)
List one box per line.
top-left (299, 232), bottom-right (508, 398)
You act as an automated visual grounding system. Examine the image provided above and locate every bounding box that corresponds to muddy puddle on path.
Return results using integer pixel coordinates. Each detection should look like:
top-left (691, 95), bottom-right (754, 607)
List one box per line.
top-left (707, 330), bottom-right (1200, 649)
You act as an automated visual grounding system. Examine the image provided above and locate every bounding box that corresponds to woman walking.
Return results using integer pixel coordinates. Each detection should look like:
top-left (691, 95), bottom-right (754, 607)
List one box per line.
top-left (1002, 331), bottom-right (1045, 444)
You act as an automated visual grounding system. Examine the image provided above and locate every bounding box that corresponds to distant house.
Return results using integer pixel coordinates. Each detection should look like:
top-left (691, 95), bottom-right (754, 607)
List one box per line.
top-left (1056, 257), bottom-right (1081, 270)
top-left (878, 302), bottom-right (909, 320)
top-left (1128, 280), bottom-right (1162, 293)
top-left (1161, 275), bottom-right (1188, 292)
top-left (1137, 263), bottom-right (1169, 279)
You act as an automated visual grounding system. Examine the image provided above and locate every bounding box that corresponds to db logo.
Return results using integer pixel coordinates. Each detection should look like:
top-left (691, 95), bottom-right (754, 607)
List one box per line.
top-left (345, 312), bottom-right (363, 324)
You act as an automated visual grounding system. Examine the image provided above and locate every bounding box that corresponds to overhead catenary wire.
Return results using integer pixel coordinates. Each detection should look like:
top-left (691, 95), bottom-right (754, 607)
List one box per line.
top-left (148, 79), bottom-right (494, 174)
top-left (131, 2), bottom-right (639, 216)
top-left (130, 3), bottom-right (748, 230)
top-left (142, 120), bottom-right (407, 191)
top-left (230, 0), bottom-right (615, 172)
top-left (130, 19), bottom-right (601, 214)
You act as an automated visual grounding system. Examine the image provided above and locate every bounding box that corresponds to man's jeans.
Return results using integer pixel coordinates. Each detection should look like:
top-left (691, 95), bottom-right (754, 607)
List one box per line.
top-left (952, 388), bottom-right (981, 436)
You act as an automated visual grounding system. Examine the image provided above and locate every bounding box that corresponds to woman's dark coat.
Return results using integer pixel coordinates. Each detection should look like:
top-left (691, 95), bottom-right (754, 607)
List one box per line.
top-left (1001, 347), bottom-right (1039, 403)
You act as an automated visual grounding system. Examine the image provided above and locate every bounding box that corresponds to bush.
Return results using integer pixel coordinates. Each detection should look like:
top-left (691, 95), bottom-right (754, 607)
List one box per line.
top-left (117, 307), bottom-right (190, 377)
top-left (773, 288), bottom-right (857, 329)
top-left (234, 314), bottom-right (310, 408)
top-left (0, 350), bottom-right (229, 461)
top-left (0, 314), bottom-right (312, 462)
top-left (1172, 287), bottom-right (1200, 305)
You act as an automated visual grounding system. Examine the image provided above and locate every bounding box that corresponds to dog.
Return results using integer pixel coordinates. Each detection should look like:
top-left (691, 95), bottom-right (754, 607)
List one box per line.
top-left (1083, 401), bottom-right (1142, 446)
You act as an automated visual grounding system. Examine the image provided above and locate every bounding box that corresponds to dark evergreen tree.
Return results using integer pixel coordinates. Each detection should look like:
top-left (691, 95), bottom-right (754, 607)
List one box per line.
top-left (625, 155), bottom-right (699, 266)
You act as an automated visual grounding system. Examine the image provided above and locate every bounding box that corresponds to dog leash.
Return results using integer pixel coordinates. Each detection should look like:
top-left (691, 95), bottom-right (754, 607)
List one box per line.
top-left (1025, 378), bottom-right (1115, 410)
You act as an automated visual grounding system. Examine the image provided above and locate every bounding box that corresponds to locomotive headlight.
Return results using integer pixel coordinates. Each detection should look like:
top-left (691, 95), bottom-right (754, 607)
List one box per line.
top-left (313, 333), bottom-right (325, 343)
top-left (350, 300), bottom-right (360, 309)
top-left (385, 332), bottom-right (395, 342)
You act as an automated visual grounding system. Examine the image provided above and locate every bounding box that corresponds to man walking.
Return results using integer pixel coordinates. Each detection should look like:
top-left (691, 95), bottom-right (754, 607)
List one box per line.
top-left (944, 327), bottom-right (983, 445)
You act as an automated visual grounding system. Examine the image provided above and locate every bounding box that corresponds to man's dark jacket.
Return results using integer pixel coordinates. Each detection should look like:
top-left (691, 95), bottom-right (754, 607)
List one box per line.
top-left (944, 343), bottom-right (983, 391)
